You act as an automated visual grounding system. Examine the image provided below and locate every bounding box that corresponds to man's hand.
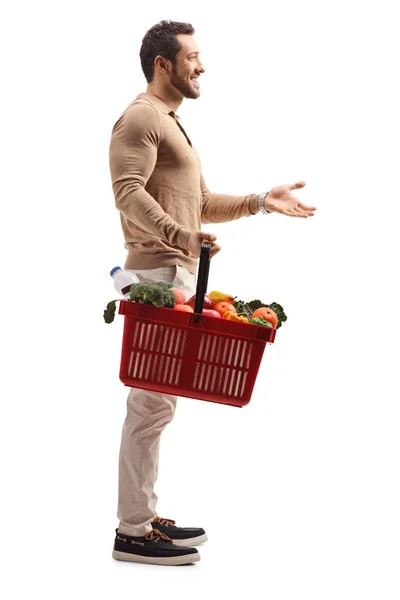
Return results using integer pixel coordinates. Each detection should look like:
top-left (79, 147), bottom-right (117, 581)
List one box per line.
top-left (187, 231), bottom-right (221, 259)
top-left (265, 181), bottom-right (317, 218)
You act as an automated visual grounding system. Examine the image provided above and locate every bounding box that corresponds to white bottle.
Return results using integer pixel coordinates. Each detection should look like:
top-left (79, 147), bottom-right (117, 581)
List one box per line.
top-left (110, 266), bottom-right (140, 299)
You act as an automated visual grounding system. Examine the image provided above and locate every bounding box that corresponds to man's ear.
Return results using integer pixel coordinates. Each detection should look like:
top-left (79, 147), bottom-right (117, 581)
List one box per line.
top-left (154, 56), bottom-right (171, 75)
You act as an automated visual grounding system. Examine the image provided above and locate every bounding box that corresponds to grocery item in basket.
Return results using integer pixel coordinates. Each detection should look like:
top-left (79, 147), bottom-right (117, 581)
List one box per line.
top-left (110, 267), bottom-right (139, 299)
top-left (250, 316), bottom-right (273, 328)
top-left (214, 301), bottom-right (237, 317)
top-left (129, 282), bottom-right (175, 308)
top-left (185, 294), bottom-right (212, 309)
top-left (203, 309), bottom-right (221, 318)
top-left (173, 304), bottom-right (194, 312)
top-left (169, 287), bottom-right (186, 304)
top-left (208, 290), bottom-right (236, 307)
top-left (251, 307), bottom-right (278, 328)
top-left (103, 281), bottom-right (176, 324)
top-left (233, 299), bottom-right (287, 329)
top-left (222, 311), bottom-right (249, 323)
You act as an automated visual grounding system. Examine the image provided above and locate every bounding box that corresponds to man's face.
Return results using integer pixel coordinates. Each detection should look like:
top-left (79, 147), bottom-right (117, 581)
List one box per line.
top-left (168, 34), bottom-right (205, 99)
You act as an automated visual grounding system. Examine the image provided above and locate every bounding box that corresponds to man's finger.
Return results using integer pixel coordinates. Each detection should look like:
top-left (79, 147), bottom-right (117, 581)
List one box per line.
top-left (200, 231), bottom-right (217, 242)
top-left (209, 243), bottom-right (222, 258)
top-left (298, 201), bottom-right (317, 211)
top-left (282, 209), bottom-right (302, 217)
top-left (289, 181), bottom-right (306, 191)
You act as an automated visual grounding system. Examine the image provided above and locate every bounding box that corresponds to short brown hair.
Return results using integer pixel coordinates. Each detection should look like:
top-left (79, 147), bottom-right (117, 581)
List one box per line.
top-left (140, 20), bottom-right (195, 83)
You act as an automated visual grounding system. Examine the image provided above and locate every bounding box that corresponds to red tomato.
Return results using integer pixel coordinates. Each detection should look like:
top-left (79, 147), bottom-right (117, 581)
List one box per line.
top-left (251, 307), bottom-right (278, 328)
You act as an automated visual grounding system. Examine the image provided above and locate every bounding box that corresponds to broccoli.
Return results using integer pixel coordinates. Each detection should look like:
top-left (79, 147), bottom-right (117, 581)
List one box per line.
top-left (129, 282), bottom-right (176, 308)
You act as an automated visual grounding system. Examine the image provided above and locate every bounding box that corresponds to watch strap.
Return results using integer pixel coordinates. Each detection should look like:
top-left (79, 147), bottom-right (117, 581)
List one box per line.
top-left (258, 191), bottom-right (272, 214)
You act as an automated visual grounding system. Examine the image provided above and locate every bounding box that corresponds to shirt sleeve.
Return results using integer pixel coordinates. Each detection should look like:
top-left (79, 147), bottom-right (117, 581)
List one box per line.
top-left (200, 172), bottom-right (260, 224)
top-left (109, 103), bottom-right (191, 250)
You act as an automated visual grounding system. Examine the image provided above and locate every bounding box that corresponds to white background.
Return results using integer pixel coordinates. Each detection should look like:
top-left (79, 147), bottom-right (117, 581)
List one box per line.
top-left (1, 0), bottom-right (399, 598)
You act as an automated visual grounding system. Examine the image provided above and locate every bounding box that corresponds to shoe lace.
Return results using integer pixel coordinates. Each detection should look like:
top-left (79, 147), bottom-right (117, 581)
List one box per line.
top-left (153, 515), bottom-right (176, 527)
top-left (145, 528), bottom-right (172, 543)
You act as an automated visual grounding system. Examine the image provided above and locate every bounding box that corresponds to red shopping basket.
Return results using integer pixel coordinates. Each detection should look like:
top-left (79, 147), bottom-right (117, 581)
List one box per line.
top-left (118, 243), bottom-right (276, 407)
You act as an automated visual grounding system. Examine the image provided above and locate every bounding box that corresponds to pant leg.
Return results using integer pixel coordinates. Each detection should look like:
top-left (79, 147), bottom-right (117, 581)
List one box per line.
top-left (117, 265), bottom-right (196, 536)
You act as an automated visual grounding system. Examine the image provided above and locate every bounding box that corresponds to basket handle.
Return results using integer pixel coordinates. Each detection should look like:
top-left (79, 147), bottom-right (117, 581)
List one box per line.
top-left (193, 241), bottom-right (211, 322)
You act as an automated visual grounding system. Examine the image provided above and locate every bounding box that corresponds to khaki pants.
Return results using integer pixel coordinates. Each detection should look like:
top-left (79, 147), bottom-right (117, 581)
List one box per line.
top-left (117, 265), bottom-right (197, 536)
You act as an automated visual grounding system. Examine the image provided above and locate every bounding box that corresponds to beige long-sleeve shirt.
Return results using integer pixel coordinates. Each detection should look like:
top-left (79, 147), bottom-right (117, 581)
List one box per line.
top-left (109, 92), bottom-right (260, 274)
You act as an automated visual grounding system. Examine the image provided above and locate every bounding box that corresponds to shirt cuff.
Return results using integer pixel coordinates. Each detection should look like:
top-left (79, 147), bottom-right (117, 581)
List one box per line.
top-left (248, 194), bottom-right (260, 215)
top-left (176, 227), bottom-right (192, 250)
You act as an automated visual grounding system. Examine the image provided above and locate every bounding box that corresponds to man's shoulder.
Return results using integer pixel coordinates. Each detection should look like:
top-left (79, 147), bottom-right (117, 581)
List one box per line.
top-left (121, 95), bottom-right (159, 119)
top-left (111, 95), bottom-right (160, 133)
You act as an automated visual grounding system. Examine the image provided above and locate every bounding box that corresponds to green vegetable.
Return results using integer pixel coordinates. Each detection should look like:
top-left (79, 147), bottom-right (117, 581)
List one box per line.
top-left (103, 299), bottom-right (119, 324)
top-left (129, 282), bottom-right (176, 308)
top-left (233, 299), bottom-right (287, 329)
top-left (250, 316), bottom-right (273, 328)
top-left (103, 282), bottom-right (176, 325)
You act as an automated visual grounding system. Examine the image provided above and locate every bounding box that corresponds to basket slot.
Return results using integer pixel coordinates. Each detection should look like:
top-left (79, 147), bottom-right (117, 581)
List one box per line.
top-left (209, 364), bottom-right (218, 392)
top-left (154, 325), bottom-right (164, 352)
top-left (209, 335), bottom-right (218, 363)
top-left (174, 359), bottom-right (182, 385)
top-left (227, 342), bottom-right (235, 367)
top-left (128, 350), bottom-right (134, 376)
top-left (143, 352), bottom-right (153, 380)
top-left (150, 354), bottom-right (159, 381)
top-left (160, 327), bottom-right (170, 354)
top-left (230, 366), bottom-right (242, 397)
top-left (167, 328), bottom-right (176, 356)
top-left (239, 341), bottom-right (248, 368)
top-left (168, 357), bottom-right (176, 384)
top-left (198, 363), bottom-right (206, 390)
top-left (174, 329), bottom-right (182, 356)
top-left (162, 356), bottom-right (171, 383)
top-left (143, 325), bottom-right (152, 350)
top-left (203, 364), bottom-right (212, 391)
top-left (223, 338), bottom-right (231, 365)
top-left (156, 355), bottom-right (165, 382)
top-left (193, 363), bottom-right (200, 388)
top-left (198, 334), bottom-right (205, 360)
top-left (232, 340), bottom-right (242, 367)
top-left (138, 350), bottom-right (148, 379)
top-left (244, 345), bottom-right (252, 369)
top-left (222, 368), bottom-right (230, 395)
top-left (240, 371), bottom-right (248, 397)
top-left (203, 334), bottom-right (211, 362)
top-left (233, 369), bottom-right (243, 398)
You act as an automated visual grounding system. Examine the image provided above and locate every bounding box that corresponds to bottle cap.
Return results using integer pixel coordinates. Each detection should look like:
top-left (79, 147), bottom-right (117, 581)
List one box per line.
top-left (110, 266), bottom-right (122, 277)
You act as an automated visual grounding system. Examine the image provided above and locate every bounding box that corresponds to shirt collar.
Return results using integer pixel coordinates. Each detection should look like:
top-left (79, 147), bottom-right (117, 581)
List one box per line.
top-left (137, 92), bottom-right (181, 120)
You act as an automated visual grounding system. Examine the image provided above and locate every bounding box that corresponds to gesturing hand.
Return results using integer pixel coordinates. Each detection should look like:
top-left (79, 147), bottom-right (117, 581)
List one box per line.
top-left (265, 181), bottom-right (317, 218)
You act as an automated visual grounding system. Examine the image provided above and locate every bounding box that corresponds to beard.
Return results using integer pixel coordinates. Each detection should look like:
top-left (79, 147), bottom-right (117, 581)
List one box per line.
top-left (169, 64), bottom-right (199, 99)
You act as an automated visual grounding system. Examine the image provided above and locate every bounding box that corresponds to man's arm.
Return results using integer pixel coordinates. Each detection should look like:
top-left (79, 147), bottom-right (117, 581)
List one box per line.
top-left (109, 103), bottom-right (191, 249)
top-left (200, 172), bottom-right (260, 224)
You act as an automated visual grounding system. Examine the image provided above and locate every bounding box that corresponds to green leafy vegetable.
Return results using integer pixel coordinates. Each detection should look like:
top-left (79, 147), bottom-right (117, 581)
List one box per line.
top-left (233, 299), bottom-right (287, 328)
top-left (103, 300), bottom-right (119, 324)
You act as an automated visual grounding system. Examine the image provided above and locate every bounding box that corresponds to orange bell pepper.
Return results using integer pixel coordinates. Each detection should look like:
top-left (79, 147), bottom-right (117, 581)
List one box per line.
top-left (222, 311), bottom-right (249, 324)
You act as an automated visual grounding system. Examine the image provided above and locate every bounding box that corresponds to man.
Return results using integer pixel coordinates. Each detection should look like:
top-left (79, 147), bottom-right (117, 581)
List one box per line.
top-left (109, 20), bottom-right (316, 567)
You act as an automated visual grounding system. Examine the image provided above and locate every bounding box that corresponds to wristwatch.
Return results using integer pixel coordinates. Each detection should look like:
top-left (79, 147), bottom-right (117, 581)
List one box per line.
top-left (258, 191), bottom-right (272, 214)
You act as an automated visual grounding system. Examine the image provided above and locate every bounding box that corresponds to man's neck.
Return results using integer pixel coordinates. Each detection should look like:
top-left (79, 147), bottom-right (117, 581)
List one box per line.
top-left (146, 84), bottom-right (183, 114)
